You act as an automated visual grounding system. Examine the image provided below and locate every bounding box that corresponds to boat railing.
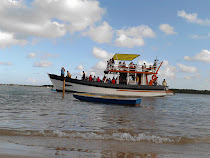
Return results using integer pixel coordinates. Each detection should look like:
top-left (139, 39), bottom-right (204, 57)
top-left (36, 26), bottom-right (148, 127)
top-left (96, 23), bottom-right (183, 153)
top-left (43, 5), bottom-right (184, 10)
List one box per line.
top-left (106, 63), bottom-right (158, 73)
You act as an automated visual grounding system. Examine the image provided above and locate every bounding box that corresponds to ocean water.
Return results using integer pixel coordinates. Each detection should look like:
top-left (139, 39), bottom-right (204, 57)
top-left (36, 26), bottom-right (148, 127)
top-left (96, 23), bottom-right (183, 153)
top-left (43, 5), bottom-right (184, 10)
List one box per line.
top-left (0, 85), bottom-right (210, 157)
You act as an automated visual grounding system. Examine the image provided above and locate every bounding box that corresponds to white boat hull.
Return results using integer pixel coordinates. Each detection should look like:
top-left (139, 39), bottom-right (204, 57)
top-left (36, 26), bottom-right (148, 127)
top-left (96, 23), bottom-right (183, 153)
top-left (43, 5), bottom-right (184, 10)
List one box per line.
top-left (49, 76), bottom-right (166, 97)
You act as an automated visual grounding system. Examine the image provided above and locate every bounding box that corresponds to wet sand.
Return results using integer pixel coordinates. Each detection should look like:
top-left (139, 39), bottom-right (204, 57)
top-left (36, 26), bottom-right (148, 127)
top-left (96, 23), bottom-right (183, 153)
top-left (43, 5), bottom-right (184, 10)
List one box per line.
top-left (0, 142), bottom-right (52, 158)
top-left (0, 136), bottom-right (210, 158)
top-left (0, 155), bottom-right (42, 158)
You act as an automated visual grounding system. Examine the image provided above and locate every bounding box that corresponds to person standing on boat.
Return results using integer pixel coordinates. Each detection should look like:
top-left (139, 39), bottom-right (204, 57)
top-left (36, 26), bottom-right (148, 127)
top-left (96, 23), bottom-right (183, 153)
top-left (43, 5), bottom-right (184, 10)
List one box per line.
top-left (67, 71), bottom-right (71, 78)
top-left (93, 76), bottom-right (97, 82)
top-left (112, 77), bottom-right (116, 84)
top-left (89, 75), bottom-right (92, 81)
top-left (61, 67), bottom-right (65, 77)
top-left (136, 75), bottom-right (139, 85)
top-left (144, 63), bottom-right (147, 71)
top-left (82, 71), bottom-right (85, 80)
top-left (154, 77), bottom-right (158, 86)
top-left (162, 79), bottom-right (167, 90)
top-left (122, 61), bottom-right (126, 70)
top-left (153, 60), bottom-right (158, 72)
top-left (103, 76), bottom-right (106, 82)
top-left (97, 77), bottom-right (100, 82)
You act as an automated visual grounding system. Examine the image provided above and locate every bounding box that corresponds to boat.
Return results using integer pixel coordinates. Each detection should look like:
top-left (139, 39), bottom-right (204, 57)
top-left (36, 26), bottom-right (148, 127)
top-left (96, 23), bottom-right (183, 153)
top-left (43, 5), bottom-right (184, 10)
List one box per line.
top-left (48, 54), bottom-right (172, 97)
top-left (73, 93), bottom-right (141, 106)
top-left (51, 89), bottom-right (57, 92)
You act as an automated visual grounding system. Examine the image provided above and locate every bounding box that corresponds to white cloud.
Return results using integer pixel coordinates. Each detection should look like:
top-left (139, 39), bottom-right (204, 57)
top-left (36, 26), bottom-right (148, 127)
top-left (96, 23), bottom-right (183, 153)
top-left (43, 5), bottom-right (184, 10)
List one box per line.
top-left (184, 76), bottom-right (193, 80)
top-left (0, 31), bottom-right (27, 48)
top-left (90, 72), bottom-right (96, 76)
top-left (27, 52), bottom-right (38, 58)
top-left (33, 0), bottom-right (104, 33)
top-left (178, 10), bottom-right (210, 25)
top-left (159, 24), bottom-right (176, 35)
top-left (77, 65), bottom-right (84, 70)
top-left (184, 73), bottom-right (200, 80)
top-left (89, 47), bottom-right (114, 77)
top-left (184, 49), bottom-right (210, 63)
top-left (0, 61), bottom-right (12, 66)
top-left (138, 60), bottom-right (153, 66)
top-left (177, 63), bottom-right (198, 73)
top-left (34, 61), bottom-right (52, 67)
top-left (190, 33), bottom-right (210, 39)
top-left (27, 52), bottom-right (58, 59)
top-left (88, 60), bottom-right (107, 77)
top-left (115, 25), bottom-right (155, 48)
top-left (0, 0), bottom-right (104, 45)
top-left (41, 53), bottom-right (59, 59)
top-left (95, 61), bottom-right (107, 70)
top-left (118, 25), bottom-right (155, 38)
top-left (159, 60), bottom-right (177, 79)
top-left (115, 34), bottom-right (144, 48)
top-left (84, 21), bottom-right (113, 43)
top-left (92, 47), bottom-right (113, 60)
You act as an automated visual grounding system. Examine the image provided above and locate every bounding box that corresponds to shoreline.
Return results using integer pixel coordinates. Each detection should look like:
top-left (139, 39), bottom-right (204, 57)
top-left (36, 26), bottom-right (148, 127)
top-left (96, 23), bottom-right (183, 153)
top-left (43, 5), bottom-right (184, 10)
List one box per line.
top-left (171, 89), bottom-right (210, 95)
top-left (0, 141), bottom-right (55, 158)
top-left (0, 136), bottom-right (210, 158)
top-left (0, 84), bottom-right (53, 88)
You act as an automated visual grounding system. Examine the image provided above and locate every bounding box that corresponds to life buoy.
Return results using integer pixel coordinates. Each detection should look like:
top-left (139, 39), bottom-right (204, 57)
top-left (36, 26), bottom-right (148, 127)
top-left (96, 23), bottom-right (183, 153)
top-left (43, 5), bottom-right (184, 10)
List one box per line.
top-left (152, 75), bottom-right (156, 80)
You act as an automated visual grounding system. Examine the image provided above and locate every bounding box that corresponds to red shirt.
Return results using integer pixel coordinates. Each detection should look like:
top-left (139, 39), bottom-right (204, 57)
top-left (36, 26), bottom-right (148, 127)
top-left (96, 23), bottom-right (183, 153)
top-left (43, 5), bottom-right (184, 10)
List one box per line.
top-left (97, 78), bottom-right (100, 82)
top-left (89, 76), bottom-right (92, 81)
top-left (112, 79), bottom-right (116, 84)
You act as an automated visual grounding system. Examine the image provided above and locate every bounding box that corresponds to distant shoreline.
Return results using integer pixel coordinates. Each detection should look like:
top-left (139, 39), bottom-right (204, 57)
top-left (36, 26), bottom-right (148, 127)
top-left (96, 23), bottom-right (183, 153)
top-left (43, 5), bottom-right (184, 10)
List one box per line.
top-left (0, 84), bottom-right (53, 88)
top-left (171, 89), bottom-right (210, 95)
top-left (0, 84), bottom-right (209, 94)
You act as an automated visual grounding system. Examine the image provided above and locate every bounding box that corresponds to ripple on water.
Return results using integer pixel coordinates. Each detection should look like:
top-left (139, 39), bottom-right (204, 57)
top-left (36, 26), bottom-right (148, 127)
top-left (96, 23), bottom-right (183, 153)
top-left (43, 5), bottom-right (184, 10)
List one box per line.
top-left (0, 86), bottom-right (210, 145)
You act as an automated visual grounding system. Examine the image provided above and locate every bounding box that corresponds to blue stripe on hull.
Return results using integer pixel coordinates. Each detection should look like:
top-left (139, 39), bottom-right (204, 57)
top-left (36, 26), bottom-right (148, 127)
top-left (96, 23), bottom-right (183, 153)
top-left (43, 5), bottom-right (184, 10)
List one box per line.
top-left (73, 94), bottom-right (141, 106)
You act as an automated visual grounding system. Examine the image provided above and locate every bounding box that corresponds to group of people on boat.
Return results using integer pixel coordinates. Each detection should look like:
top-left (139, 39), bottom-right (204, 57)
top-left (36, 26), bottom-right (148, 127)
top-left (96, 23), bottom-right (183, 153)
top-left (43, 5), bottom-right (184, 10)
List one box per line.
top-left (88, 75), bottom-right (101, 82)
top-left (107, 58), bottom-right (137, 70)
top-left (60, 63), bottom-right (167, 87)
top-left (106, 58), bottom-right (158, 72)
top-left (61, 67), bottom-right (71, 78)
top-left (81, 71), bottom-right (117, 84)
top-left (82, 71), bottom-right (100, 82)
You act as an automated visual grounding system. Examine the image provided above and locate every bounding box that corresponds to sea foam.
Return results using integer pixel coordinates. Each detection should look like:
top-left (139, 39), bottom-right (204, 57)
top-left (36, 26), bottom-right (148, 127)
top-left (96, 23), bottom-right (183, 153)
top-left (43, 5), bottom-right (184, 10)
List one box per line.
top-left (28, 130), bottom-right (174, 144)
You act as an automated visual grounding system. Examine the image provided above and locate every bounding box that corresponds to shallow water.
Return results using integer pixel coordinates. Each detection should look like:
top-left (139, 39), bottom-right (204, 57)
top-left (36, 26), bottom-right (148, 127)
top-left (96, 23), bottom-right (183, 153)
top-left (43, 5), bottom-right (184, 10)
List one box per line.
top-left (0, 85), bottom-right (210, 157)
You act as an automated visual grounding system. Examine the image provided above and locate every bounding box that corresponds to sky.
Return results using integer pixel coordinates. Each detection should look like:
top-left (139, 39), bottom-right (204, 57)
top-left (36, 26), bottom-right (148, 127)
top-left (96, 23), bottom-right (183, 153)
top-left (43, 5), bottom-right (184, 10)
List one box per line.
top-left (0, 0), bottom-right (210, 90)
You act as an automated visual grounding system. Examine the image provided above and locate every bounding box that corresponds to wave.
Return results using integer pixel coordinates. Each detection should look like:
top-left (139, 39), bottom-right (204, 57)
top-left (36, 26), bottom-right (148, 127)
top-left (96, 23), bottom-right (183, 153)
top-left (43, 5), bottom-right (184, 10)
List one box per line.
top-left (0, 129), bottom-right (209, 144)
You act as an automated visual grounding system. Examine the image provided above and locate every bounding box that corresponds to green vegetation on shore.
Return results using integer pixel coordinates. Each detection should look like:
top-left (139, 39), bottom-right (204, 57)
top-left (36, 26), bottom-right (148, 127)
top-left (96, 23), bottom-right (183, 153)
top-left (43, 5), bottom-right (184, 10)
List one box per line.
top-left (171, 89), bottom-right (210, 95)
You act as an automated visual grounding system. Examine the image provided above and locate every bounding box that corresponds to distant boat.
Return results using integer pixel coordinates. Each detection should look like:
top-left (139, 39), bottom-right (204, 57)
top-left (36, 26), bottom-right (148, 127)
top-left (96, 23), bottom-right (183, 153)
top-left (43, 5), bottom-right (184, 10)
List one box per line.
top-left (50, 87), bottom-right (56, 92)
top-left (73, 93), bottom-right (142, 107)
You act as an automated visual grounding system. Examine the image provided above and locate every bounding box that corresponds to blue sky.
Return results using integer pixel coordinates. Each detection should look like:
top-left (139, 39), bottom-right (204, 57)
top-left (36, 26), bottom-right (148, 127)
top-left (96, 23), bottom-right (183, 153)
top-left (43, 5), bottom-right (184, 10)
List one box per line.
top-left (0, 0), bottom-right (210, 90)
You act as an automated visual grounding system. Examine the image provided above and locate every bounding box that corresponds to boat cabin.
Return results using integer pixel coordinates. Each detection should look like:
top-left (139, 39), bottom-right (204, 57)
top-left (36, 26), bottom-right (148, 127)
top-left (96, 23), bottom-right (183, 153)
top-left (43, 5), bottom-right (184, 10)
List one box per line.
top-left (104, 54), bottom-right (163, 86)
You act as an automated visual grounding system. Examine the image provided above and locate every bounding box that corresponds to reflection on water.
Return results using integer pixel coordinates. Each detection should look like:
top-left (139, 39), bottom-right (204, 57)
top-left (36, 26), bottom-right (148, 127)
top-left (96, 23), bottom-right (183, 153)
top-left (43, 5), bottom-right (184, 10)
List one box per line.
top-left (0, 85), bottom-right (210, 156)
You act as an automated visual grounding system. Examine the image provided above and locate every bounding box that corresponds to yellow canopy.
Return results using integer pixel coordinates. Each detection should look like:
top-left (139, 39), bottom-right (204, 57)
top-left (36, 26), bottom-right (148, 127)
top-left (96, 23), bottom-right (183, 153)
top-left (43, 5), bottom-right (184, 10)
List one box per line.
top-left (112, 54), bottom-right (140, 61)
